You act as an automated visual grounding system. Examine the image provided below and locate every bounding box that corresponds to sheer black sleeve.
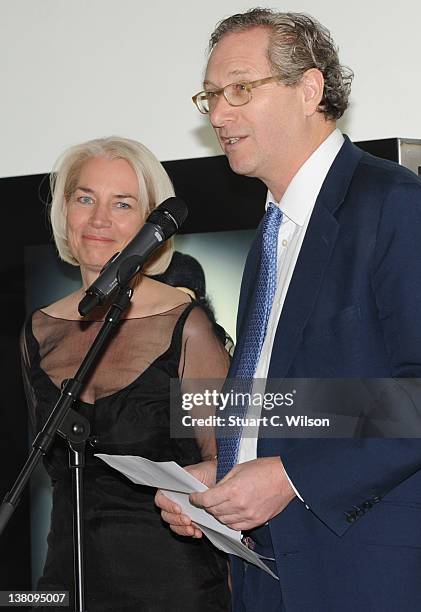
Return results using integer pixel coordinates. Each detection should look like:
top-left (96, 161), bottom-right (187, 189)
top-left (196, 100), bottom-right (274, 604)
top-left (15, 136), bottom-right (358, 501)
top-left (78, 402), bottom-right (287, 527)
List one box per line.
top-left (20, 318), bottom-right (38, 435)
top-left (178, 305), bottom-right (230, 461)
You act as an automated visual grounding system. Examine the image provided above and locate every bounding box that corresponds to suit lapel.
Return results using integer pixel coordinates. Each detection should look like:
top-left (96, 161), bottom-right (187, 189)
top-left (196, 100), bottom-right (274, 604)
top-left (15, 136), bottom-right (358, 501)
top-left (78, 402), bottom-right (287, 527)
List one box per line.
top-left (267, 203), bottom-right (339, 377)
top-left (268, 137), bottom-right (363, 378)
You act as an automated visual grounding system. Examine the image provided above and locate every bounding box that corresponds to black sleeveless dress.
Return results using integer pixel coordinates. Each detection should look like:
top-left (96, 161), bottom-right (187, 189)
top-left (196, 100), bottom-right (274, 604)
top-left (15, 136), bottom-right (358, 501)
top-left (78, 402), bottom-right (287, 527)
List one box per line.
top-left (21, 302), bottom-right (230, 612)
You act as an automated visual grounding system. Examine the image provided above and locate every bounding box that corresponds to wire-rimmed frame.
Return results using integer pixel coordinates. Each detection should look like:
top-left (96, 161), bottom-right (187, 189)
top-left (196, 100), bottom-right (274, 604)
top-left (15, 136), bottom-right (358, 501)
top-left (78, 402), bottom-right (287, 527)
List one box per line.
top-left (192, 75), bottom-right (283, 114)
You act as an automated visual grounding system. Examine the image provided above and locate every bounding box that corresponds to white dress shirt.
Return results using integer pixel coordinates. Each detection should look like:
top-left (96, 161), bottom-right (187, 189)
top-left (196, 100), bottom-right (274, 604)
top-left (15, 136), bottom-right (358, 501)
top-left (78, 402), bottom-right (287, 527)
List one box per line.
top-left (237, 129), bottom-right (344, 471)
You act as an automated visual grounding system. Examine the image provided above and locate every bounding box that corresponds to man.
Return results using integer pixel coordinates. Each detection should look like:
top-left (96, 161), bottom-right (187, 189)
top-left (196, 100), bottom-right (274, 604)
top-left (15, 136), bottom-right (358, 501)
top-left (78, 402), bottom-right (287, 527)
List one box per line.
top-left (156, 9), bottom-right (421, 611)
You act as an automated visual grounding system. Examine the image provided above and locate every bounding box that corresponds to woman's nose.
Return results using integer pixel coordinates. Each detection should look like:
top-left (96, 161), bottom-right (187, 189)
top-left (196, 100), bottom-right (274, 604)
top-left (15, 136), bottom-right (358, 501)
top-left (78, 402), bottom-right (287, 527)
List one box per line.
top-left (89, 203), bottom-right (112, 228)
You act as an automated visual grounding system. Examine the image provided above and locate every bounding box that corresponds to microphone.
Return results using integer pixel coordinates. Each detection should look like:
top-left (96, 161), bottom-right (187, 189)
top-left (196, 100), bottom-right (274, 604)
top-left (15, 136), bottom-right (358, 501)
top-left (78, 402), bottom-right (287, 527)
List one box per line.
top-left (78, 196), bottom-right (188, 316)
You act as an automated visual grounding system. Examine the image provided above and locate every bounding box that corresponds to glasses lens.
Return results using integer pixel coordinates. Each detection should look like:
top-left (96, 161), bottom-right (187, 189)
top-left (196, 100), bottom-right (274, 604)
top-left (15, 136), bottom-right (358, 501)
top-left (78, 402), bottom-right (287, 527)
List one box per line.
top-left (196, 93), bottom-right (210, 114)
top-left (225, 83), bottom-right (250, 106)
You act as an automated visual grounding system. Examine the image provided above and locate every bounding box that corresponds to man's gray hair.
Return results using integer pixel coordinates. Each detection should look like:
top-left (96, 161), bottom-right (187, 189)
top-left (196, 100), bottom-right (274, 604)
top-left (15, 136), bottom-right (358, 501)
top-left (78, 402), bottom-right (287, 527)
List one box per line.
top-left (209, 8), bottom-right (353, 120)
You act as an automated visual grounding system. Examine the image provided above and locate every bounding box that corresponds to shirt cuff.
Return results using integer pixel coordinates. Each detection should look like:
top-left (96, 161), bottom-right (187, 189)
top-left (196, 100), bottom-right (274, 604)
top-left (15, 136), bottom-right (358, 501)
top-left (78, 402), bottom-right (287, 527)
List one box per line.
top-left (283, 465), bottom-right (307, 506)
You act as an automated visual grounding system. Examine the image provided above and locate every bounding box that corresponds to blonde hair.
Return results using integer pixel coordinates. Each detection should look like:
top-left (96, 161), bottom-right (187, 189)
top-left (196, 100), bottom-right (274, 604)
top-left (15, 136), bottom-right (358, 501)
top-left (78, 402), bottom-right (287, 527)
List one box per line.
top-left (49, 136), bottom-right (175, 275)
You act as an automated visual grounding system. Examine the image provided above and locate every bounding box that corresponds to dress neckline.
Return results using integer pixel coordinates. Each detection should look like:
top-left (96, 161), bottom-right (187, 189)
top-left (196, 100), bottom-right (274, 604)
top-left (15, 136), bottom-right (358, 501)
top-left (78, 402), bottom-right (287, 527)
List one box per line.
top-left (38, 300), bottom-right (191, 323)
top-left (28, 301), bottom-right (197, 406)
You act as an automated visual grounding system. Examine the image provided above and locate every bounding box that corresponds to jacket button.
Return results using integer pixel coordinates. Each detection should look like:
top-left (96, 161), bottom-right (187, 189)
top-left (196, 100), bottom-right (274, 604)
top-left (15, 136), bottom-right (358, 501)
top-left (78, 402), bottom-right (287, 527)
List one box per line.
top-left (345, 512), bottom-right (356, 523)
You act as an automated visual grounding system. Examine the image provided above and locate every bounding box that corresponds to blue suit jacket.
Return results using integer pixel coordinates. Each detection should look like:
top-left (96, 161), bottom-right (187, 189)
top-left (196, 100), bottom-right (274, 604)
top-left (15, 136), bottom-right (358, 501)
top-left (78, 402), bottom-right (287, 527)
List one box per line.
top-left (228, 137), bottom-right (421, 611)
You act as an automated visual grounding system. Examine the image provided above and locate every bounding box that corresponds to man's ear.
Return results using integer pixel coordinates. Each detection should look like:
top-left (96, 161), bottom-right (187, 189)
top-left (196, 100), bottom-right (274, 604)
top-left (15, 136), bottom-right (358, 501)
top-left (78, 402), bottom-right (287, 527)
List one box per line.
top-left (301, 68), bottom-right (324, 116)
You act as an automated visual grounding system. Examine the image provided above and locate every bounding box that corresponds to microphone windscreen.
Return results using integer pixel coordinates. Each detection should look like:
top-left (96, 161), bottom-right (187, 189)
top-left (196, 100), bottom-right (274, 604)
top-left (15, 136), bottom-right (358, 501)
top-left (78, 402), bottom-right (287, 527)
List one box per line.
top-left (148, 197), bottom-right (188, 238)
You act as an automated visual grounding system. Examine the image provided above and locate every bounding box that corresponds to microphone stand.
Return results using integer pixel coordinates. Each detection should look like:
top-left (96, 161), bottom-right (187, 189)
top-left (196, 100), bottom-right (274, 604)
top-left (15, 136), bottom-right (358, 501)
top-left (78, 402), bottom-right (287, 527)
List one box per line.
top-left (0, 283), bottom-right (134, 612)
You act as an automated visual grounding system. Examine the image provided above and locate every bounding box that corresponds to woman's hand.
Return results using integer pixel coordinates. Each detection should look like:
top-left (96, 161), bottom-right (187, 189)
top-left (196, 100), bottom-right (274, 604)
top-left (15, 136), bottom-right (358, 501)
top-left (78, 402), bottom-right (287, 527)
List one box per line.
top-left (155, 459), bottom-right (217, 538)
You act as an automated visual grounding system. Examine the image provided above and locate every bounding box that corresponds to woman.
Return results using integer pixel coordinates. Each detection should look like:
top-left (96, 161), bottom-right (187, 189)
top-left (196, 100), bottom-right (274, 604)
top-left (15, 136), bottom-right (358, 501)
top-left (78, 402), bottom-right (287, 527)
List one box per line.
top-left (21, 137), bottom-right (230, 611)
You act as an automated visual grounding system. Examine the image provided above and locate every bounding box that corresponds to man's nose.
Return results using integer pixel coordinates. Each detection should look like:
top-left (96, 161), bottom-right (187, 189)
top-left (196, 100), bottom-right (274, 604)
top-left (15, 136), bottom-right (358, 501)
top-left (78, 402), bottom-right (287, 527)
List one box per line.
top-left (209, 93), bottom-right (236, 128)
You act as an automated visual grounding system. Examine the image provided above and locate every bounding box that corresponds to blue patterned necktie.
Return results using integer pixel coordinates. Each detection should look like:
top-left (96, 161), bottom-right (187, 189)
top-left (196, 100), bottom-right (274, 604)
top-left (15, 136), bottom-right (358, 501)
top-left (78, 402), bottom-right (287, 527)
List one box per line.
top-left (217, 203), bottom-right (283, 480)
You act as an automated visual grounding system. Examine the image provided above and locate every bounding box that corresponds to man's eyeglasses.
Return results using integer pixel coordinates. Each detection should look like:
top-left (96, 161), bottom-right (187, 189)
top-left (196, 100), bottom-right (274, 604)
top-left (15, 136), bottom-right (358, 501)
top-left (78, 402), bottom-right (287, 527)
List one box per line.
top-left (192, 75), bottom-right (282, 114)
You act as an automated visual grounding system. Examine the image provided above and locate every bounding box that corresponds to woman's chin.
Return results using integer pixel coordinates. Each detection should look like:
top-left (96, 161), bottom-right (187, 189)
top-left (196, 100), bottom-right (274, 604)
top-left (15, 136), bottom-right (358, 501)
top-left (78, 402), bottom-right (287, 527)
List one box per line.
top-left (80, 261), bottom-right (108, 276)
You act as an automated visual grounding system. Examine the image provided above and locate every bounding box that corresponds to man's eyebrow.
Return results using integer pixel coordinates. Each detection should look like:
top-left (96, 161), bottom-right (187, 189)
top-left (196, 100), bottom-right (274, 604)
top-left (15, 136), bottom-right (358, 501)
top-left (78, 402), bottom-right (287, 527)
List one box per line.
top-left (203, 69), bottom-right (254, 89)
top-left (203, 79), bottom-right (218, 89)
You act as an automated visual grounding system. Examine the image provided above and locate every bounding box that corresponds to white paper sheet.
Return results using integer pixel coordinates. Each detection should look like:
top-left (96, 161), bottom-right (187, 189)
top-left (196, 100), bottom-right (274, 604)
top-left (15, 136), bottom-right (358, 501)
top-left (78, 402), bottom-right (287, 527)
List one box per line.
top-left (96, 453), bottom-right (278, 579)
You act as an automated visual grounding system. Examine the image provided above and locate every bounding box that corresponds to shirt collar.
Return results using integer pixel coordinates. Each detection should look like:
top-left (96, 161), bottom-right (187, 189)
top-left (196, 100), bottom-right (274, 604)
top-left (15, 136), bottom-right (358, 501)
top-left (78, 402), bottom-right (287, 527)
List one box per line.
top-left (265, 128), bottom-right (344, 226)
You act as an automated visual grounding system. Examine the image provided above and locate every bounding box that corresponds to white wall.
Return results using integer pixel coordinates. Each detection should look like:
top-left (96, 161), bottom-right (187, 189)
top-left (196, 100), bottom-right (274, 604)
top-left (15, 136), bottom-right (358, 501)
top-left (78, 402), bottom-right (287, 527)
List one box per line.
top-left (1, 0), bottom-right (420, 178)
